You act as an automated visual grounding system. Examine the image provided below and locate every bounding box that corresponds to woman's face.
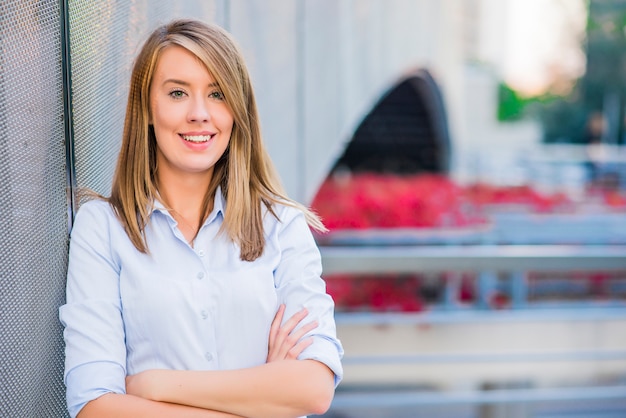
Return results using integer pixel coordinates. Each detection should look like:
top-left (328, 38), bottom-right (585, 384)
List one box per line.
top-left (149, 45), bottom-right (233, 181)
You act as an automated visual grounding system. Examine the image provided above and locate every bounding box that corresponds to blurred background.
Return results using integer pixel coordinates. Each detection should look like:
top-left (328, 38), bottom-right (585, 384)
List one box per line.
top-left (1, 0), bottom-right (626, 417)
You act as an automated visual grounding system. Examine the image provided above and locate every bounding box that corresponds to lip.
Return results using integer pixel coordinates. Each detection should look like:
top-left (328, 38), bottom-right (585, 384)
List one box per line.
top-left (179, 132), bottom-right (215, 143)
top-left (180, 131), bottom-right (215, 136)
top-left (179, 132), bottom-right (215, 149)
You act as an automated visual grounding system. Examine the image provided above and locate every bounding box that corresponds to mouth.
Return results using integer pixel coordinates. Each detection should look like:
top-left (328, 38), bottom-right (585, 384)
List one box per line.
top-left (180, 133), bottom-right (214, 143)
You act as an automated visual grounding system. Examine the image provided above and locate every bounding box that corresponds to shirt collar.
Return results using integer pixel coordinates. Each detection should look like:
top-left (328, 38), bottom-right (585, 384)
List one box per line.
top-left (206, 186), bottom-right (225, 224)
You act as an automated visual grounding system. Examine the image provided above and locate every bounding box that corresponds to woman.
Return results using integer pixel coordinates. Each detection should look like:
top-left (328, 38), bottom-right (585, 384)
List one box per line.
top-left (60, 19), bottom-right (343, 418)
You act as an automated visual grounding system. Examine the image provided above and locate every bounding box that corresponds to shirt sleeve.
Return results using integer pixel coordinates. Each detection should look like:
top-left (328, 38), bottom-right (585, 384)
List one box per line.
top-left (59, 201), bottom-right (127, 418)
top-left (272, 207), bottom-right (344, 386)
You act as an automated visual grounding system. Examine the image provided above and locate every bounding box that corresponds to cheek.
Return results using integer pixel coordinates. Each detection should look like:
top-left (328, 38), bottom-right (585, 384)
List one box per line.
top-left (151, 104), bottom-right (168, 130)
top-left (223, 116), bottom-right (235, 136)
top-left (151, 99), bottom-right (181, 132)
top-left (214, 106), bottom-right (234, 131)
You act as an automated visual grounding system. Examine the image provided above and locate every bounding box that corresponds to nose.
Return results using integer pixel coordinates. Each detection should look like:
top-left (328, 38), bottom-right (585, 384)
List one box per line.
top-left (188, 97), bottom-right (210, 123)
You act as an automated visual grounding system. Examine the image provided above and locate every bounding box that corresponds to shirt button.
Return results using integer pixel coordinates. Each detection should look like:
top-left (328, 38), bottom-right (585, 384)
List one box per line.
top-left (198, 249), bottom-right (205, 257)
top-left (204, 352), bottom-right (213, 361)
top-left (197, 272), bottom-right (205, 280)
top-left (201, 310), bottom-right (208, 319)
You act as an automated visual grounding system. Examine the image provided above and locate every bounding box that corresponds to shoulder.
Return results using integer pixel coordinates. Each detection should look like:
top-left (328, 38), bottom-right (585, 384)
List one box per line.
top-left (76, 198), bottom-right (112, 212)
top-left (263, 200), bottom-right (315, 246)
top-left (74, 199), bottom-right (115, 223)
top-left (71, 199), bottom-right (120, 239)
top-left (265, 200), bottom-right (305, 227)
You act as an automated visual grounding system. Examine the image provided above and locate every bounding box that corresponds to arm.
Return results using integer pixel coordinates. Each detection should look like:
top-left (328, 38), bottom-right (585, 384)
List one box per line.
top-left (78, 394), bottom-right (244, 418)
top-left (125, 361), bottom-right (334, 418)
top-left (60, 202), bottom-right (129, 417)
top-left (127, 305), bottom-right (333, 418)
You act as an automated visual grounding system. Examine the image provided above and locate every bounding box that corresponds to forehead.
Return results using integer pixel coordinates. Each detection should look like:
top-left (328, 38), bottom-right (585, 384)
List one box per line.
top-left (152, 45), bottom-right (214, 83)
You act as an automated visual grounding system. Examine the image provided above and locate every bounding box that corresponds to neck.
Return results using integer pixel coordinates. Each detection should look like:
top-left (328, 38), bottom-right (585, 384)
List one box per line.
top-left (157, 170), bottom-right (213, 224)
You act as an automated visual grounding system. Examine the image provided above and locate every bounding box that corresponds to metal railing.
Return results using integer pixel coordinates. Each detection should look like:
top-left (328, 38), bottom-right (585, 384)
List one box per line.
top-left (321, 244), bottom-right (626, 275)
top-left (320, 244), bottom-right (626, 413)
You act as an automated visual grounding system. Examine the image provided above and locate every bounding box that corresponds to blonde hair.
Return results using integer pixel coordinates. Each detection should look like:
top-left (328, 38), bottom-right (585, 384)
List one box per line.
top-left (109, 19), bottom-right (326, 261)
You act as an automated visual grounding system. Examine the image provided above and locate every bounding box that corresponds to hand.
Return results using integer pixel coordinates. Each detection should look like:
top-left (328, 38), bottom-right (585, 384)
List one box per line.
top-left (266, 304), bottom-right (318, 363)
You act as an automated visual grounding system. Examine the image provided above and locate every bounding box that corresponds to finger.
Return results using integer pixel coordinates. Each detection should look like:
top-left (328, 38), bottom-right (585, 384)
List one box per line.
top-left (275, 319), bottom-right (318, 360)
top-left (266, 305), bottom-right (286, 362)
top-left (273, 308), bottom-right (307, 358)
top-left (267, 307), bottom-right (313, 362)
top-left (275, 307), bottom-right (308, 343)
top-left (286, 337), bottom-right (314, 360)
top-left (268, 304), bottom-right (285, 348)
top-left (289, 319), bottom-right (318, 343)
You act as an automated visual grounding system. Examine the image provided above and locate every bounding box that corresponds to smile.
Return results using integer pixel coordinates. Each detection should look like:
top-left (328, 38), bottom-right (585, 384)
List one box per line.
top-left (181, 134), bottom-right (213, 143)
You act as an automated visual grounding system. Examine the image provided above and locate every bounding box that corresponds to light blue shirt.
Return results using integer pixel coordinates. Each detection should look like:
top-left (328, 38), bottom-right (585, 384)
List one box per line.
top-left (59, 188), bottom-right (344, 418)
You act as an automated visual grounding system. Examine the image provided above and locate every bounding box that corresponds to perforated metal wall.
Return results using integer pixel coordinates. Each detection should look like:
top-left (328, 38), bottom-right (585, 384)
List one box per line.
top-left (0, 1), bottom-right (226, 416)
top-left (0, 2), bottom-right (69, 417)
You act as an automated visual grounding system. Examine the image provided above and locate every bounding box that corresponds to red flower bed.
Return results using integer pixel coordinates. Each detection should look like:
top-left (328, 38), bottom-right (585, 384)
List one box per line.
top-left (596, 189), bottom-right (626, 208)
top-left (462, 183), bottom-right (571, 213)
top-left (312, 173), bottom-right (626, 312)
top-left (311, 173), bottom-right (486, 230)
top-left (311, 173), bottom-right (578, 231)
top-left (324, 273), bottom-right (426, 312)
top-left (324, 272), bottom-right (494, 313)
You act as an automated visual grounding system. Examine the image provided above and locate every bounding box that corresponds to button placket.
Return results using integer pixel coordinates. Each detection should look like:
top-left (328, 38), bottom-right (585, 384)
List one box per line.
top-left (192, 237), bottom-right (215, 365)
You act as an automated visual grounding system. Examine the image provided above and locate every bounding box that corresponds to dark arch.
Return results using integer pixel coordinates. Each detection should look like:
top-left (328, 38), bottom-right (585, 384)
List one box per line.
top-left (332, 69), bottom-right (451, 175)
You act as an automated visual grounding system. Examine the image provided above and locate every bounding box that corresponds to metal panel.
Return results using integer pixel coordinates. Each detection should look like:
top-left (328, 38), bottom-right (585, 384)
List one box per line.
top-left (228, 0), bottom-right (300, 198)
top-left (301, 0), bottom-right (343, 200)
top-left (320, 245), bottom-right (626, 274)
top-left (0, 1), bottom-right (69, 417)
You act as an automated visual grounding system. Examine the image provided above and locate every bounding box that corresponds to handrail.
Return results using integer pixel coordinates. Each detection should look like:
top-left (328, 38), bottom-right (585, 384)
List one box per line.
top-left (320, 244), bottom-right (626, 274)
top-left (343, 349), bottom-right (626, 364)
top-left (322, 244), bottom-right (626, 412)
top-left (331, 385), bottom-right (626, 408)
top-left (335, 306), bottom-right (626, 324)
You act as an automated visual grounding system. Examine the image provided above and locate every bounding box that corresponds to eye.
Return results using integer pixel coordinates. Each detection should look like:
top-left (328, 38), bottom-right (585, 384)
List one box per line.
top-left (209, 90), bottom-right (225, 101)
top-left (168, 89), bottom-right (187, 99)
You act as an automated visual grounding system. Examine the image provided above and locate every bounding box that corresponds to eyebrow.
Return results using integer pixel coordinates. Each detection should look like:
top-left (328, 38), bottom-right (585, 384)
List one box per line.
top-left (162, 79), bottom-right (220, 88)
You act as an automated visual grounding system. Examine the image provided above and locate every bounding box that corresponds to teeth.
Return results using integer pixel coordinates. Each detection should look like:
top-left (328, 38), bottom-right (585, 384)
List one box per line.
top-left (182, 134), bottom-right (211, 143)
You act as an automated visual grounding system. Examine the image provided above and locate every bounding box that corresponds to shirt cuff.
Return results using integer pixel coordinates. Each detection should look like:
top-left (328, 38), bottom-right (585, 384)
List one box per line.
top-left (299, 335), bottom-right (344, 387)
top-left (65, 361), bottom-right (126, 418)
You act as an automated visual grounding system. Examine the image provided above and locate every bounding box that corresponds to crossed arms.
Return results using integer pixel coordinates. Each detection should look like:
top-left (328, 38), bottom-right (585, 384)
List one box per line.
top-left (78, 306), bottom-right (335, 418)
